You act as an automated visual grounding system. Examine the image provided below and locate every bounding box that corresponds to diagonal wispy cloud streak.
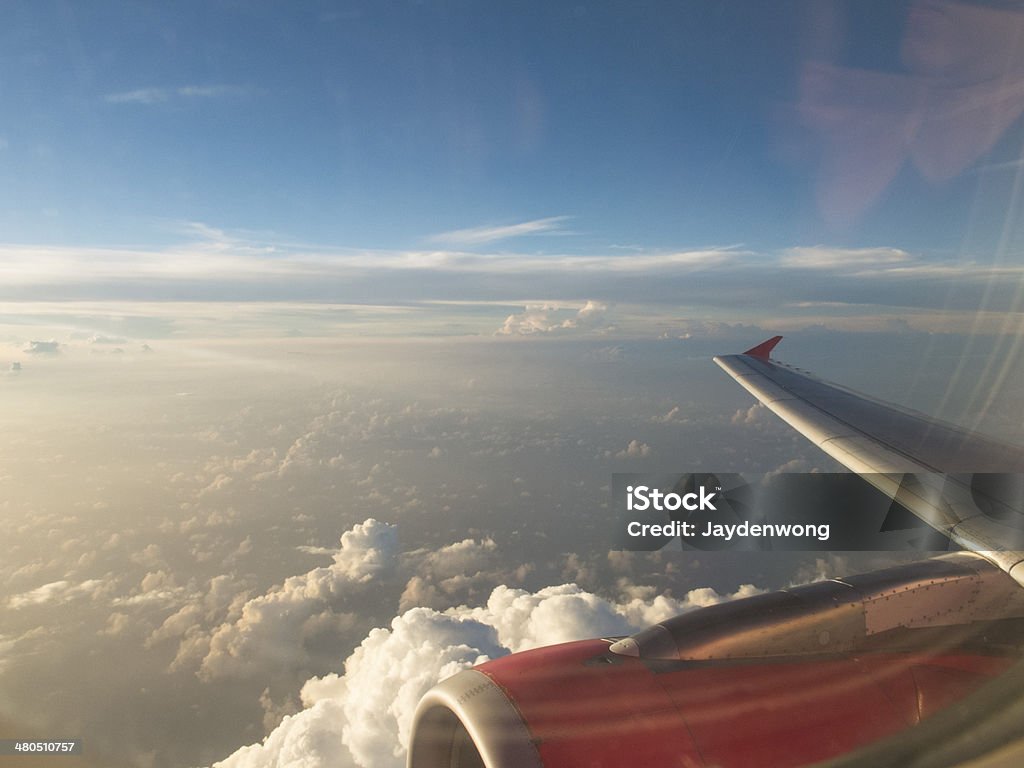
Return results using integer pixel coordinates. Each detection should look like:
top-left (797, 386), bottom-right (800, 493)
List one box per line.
top-left (104, 85), bottom-right (244, 105)
top-left (427, 216), bottom-right (572, 246)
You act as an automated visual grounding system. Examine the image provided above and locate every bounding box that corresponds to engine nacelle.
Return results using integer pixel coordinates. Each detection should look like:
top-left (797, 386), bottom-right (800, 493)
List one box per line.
top-left (408, 553), bottom-right (1024, 768)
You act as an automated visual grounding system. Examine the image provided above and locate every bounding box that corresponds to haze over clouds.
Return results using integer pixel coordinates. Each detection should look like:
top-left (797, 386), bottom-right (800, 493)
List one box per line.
top-left (2, 326), bottom-right (936, 768)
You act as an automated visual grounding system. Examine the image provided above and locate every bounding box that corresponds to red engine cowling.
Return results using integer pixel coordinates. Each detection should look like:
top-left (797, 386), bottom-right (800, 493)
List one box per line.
top-left (408, 553), bottom-right (1024, 768)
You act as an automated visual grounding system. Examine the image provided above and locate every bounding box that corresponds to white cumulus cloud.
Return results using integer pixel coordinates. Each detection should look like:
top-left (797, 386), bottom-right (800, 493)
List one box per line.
top-left (615, 439), bottom-right (651, 458)
top-left (215, 609), bottom-right (502, 768)
top-left (732, 403), bottom-right (767, 426)
top-left (199, 519), bottom-right (398, 679)
top-left (496, 300), bottom-right (611, 336)
top-left (212, 581), bottom-right (758, 768)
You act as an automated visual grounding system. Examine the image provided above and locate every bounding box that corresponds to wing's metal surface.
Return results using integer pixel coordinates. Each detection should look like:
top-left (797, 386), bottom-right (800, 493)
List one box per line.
top-left (714, 339), bottom-right (1024, 584)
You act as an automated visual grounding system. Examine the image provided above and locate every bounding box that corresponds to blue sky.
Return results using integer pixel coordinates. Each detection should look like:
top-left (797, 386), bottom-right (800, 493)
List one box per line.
top-left (3, 0), bottom-right (1021, 260)
top-left (1, 1), bottom-right (1023, 334)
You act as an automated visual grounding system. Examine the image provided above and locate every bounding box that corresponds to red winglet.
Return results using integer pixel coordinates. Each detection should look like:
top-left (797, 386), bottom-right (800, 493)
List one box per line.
top-left (743, 335), bottom-right (783, 360)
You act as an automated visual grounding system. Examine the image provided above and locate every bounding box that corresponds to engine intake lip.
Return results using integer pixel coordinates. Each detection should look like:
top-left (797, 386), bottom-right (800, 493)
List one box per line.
top-left (408, 668), bottom-right (543, 768)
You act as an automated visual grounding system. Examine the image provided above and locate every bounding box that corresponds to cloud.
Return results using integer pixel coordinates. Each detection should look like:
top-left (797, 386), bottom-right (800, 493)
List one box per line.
top-left (177, 85), bottom-right (239, 99)
top-left (104, 88), bottom-right (170, 105)
top-left (790, 555), bottom-right (853, 586)
top-left (427, 216), bottom-right (571, 246)
top-left (215, 698), bottom-right (353, 768)
top-left (213, 581), bottom-right (758, 768)
top-left (456, 584), bottom-right (627, 651)
top-left (567, 300), bottom-right (610, 329)
top-left (8, 578), bottom-right (107, 609)
top-left (652, 405), bottom-right (686, 424)
top-left (199, 519), bottom-right (398, 679)
top-left (781, 246), bottom-right (911, 270)
top-left (332, 519), bottom-right (399, 583)
top-left (458, 583), bottom-right (762, 652)
top-left (496, 304), bottom-right (562, 335)
top-left (732, 403), bottom-right (767, 425)
top-left (496, 300), bottom-right (611, 336)
top-left (0, 238), bottom-right (744, 299)
top-left (399, 538), bottom-right (505, 611)
top-left (764, 458), bottom-right (822, 479)
top-left (23, 339), bottom-right (60, 355)
top-left (215, 609), bottom-right (503, 768)
top-left (3, 228), bottom-right (1024, 332)
top-left (7, 233), bottom-right (1019, 328)
top-left (615, 439), bottom-right (651, 458)
top-left (104, 85), bottom-right (243, 105)
top-left (88, 334), bottom-right (128, 344)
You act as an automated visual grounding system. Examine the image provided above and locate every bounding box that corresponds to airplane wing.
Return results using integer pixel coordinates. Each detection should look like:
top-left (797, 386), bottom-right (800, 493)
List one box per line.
top-left (715, 337), bottom-right (1024, 582)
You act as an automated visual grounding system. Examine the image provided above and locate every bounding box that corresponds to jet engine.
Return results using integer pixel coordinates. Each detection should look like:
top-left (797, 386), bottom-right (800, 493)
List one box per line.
top-left (408, 553), bottom-right (1024, 768)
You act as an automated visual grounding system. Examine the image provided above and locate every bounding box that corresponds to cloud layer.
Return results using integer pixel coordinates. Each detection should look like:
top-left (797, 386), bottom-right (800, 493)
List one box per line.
top-left (1, 231), bottom-right (1020, 340)
top-left (214, 578), bottom-right (759, 768)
